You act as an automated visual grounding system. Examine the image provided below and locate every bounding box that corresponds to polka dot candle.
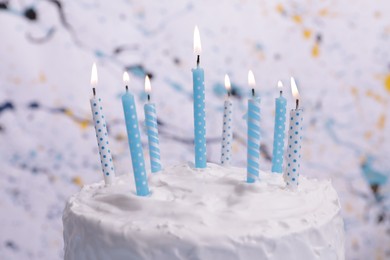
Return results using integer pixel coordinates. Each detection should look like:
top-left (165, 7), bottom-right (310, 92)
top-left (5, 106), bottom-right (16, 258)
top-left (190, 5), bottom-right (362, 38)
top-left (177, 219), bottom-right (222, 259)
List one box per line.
top-left (271, 81), bottom-right (287, 173)
top-left (121, 74), bottom-right (149, 196)
top-left (285, 109), bottom-right (303, 190)
top-left (285, 77), bottom-right (303, 191)
top-left (89, 63), bottom-right (115, 185)
top-left (221, 74), bottom-right (233, 166)
top-left (192, 26), bottom-right (207, 168)
top-left (192, 66), bottom-right (207, 168)
top-left (221, 99), bottom-right (233, 165)
top-left (90, 95), bottom-right (115, 185)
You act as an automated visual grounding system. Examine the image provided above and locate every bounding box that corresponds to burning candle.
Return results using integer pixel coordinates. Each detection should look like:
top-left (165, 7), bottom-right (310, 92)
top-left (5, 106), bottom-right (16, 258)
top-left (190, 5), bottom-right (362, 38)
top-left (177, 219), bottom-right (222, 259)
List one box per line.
top-left (192, 26), bottom-right (207, 168)
top-left (285, 77), bottom-right (303, 190)
top-left (271, 81), bottom-right (287, 173)
top-left (144, 75), bottom-right (162, 173)
top-left (89, 63), bottom-right (115, 185)
top-left (221, 74), bottom-right (233, 165)
top-left (121, 72), bottom-right (149, 196)
top-left (246, 70), bottom-right (261, 183)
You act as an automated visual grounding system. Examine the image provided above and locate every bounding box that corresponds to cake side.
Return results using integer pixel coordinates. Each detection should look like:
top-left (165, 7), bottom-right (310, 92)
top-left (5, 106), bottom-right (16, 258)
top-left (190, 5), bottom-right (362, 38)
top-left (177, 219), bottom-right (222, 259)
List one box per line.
top-left (63, 163), bottom-right (344, 260)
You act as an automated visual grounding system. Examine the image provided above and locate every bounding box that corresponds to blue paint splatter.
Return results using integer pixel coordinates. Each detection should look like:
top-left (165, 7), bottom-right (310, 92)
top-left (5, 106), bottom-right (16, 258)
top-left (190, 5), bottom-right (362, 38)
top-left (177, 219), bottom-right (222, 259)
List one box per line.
top-left (362, 156), bottom-right (388, 186)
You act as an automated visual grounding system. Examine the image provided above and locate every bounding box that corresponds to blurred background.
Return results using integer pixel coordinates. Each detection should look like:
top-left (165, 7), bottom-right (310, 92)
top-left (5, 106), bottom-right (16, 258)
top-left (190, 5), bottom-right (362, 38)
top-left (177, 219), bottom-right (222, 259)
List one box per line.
top-left (0, 0), bottom-right (389, 259)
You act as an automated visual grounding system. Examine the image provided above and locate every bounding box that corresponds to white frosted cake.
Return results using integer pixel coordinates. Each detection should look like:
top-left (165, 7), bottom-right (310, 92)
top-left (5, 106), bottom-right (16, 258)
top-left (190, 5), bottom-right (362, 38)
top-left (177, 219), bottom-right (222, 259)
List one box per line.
top-left (63, 163), bottom-right (344, 260)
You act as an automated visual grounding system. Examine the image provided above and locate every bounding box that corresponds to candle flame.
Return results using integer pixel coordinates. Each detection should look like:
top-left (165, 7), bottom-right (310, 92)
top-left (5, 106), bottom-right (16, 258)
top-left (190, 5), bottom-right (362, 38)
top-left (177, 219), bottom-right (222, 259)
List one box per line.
top-left (277, 80), bottom-right (283, 89)
top-left (224, 74), bottom-right (231, 91)
top-left (145, 75), bottom-right (151, 94)
top-left (290, 77), bottom-right (300, 99)
top-left (193, 25), bottom-right (202, 55)
top-left (123, 71), bottom-right (129, 84)
top-left (90, 63), bottom-right (98, 86)
top-left (248, 70), bottom-right (256, 87)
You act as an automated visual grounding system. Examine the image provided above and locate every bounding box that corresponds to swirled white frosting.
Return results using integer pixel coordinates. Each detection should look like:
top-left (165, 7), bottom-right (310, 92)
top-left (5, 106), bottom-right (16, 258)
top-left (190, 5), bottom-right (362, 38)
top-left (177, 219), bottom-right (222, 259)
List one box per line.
top-left (63, 163), bottom-right (344, 260)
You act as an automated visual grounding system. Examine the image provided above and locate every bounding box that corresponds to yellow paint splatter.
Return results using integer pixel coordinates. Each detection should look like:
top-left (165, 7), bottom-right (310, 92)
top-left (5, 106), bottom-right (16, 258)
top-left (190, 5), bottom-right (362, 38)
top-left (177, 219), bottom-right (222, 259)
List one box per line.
top-left (374, 11), bottom-right (382, 19)
top-left (11, 77), bottom-right (21, 85)
top-left (364, 131), bottom-right (372, 140)
top-left (318, 8), bottom-right (329, 17)
top-left (276, 4), bottom-right (284, 14)
top-left (384, 74), bottom-right (390, 93)
top-left (344, 202), bottom-right (353, 213)
top-left (79, 120), bottom-right (89, 129)
top-left (351, 238), bottom-right (359, 250)
top-left (115, 133), bottom-right (126, 141)
top-left (292, 15), bottom-right (302, 24)
top-left (72, 176), bottom-right (83, 187)
top-left (303, 29), bottom-right (312, 39)
top-left (377, 114), bottom-right (386, 130)
top-left (351, 87), bottom-right (358, 96)
top-left (39, 72), bottom-right (46, 83)
top-left (232, 142), bottom-right (239, 152)
top-left (366, 90), bottom-right (386, 103)
top-left (311, 43), bottom-right (320, 57)
top-left (64, 109), bottom-right (73, 116)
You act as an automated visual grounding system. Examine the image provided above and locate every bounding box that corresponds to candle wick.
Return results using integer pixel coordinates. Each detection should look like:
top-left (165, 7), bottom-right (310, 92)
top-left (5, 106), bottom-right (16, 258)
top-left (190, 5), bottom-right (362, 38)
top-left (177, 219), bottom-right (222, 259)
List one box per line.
top-left (125, 85), bottom-right (128, 92)
top-left (296, 99), bottom-right (299, 110)
top-left (93, 87), bottom-right (96, 96)
top-left (196, 55), bottom-right (200, 67)
top-left (251, 88), bottom-right (255, 97)
top-left (227, 91), bottom-right (231, 97)
top-left (279, 90), bottom-right (282, 97)
top-left (147, 94), bottom-right (151, 102)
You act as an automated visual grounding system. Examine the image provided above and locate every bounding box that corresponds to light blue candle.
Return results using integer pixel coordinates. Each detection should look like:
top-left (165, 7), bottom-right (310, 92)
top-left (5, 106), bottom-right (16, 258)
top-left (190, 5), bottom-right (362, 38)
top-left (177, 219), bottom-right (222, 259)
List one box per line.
top-left (192, 26), bottom-right (207, 168)
top-left (285, 77), bottom-right (303, 190)
top-left (271, 81), bottom-right (287, 173)
top-left (144, 76), bottom-right (162, 173)
top-left (246, 70), bottom-right (261, 183)
top-left (121, 72), bottom-right (149, 196)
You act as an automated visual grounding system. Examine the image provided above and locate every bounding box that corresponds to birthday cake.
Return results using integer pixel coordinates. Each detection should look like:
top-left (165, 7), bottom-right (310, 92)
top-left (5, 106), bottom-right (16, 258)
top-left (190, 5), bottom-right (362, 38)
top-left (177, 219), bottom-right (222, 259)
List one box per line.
top-left (63, 163), bottom-right (345, 260)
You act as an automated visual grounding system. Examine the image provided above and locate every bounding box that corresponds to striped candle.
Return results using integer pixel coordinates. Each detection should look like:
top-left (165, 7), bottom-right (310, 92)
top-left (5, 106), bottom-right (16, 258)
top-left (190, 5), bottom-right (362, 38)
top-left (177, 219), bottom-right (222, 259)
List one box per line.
top-left (121, 72), bottom-right (149, 196)
top-left (285, 77), bottom-right (303, 190)
top-left (192, 26), bottom-right (207, 168)
top-left (271, 81), bottom-right (287, 173)
top-left (246, 70), bottom-right (261, 183)
top-left (89, 63), bottom-right (115, 185)
top-left (221, 74), bottom-right (233, 165)
top-left (144, 76), bottom-right (162, 173)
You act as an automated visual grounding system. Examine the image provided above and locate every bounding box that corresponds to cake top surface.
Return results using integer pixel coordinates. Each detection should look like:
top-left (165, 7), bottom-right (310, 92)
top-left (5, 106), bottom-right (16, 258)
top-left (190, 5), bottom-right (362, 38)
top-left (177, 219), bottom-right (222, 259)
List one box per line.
top-left (66, 163), bottom-right (340, 240)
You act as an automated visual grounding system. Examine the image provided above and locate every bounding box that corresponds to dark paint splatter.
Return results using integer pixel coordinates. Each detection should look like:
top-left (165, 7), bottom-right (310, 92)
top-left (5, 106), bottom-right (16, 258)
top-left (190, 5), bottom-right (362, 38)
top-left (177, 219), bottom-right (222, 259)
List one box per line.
top-left (44, 0), bottom-right (72, 31)
top-left (173, 57), bottom-right (180, 65)
top-left (51, 107), bottom-right (66, 113)
top-left (0, 1), bottom-right (8, 9)
top-left (260, 144), bottom-right (272, 161)
top-left (230, 86), bottom-right (244, 99)
top-left (316, 33), bottom-right (322, 43)
top-left (24, 7), bottom-right (37, 21)
top-left (125, 64), bottom-right (153, 79)
top-left (157, 119), bottom-right (164, 126)
top-left (27, 27), bottom-right (56, 44)
top-left (28, 102), bottom-right (40, 109)
top-left (5, 240), bottom-right (19, 251)
top-left (0, 101), bottom-right (14, 114)
top-left (113, 44), bottom-right (138, 54)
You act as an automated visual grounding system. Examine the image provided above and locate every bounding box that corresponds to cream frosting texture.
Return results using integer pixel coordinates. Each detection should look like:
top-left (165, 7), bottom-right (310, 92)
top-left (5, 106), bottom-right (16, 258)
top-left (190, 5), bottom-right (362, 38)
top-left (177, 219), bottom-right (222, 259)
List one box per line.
top-left (63, 163), bottom-right (344, 260)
